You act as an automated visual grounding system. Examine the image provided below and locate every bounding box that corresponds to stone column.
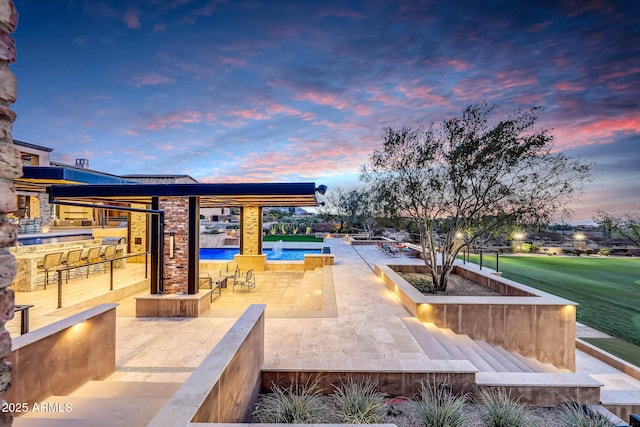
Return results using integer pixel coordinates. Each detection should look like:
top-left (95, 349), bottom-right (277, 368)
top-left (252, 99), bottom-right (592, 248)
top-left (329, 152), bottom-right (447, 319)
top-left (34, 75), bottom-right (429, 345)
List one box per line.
top-left (235, 206), bottom-right (266, 272)
top-left (37, 193), bottom-right (50, 227)
top-left (0, 1), bottom-right (18, 425)
top-left (160, 197), bottom-right (189, 293)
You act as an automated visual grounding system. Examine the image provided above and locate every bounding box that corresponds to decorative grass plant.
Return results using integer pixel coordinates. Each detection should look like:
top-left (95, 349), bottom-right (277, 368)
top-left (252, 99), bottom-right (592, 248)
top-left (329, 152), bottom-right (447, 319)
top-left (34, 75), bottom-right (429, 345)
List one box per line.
top-left (478, 387), bottom-right (531, 427)
top-left (558, 402), bottom-right (614, 427)
top-left (252, 378), bottom-right (327, 424)
top-left (332, 378), bottom-right (386, 424)
top-left (414, 381), bottom-right (469, 427)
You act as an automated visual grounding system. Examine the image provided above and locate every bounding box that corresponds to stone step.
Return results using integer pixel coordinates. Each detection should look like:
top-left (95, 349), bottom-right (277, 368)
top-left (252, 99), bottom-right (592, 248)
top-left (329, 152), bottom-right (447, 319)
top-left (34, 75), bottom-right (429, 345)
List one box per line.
top-left (445, 333), bottom-right (504, 372)
top-left (401, 318), bottom-right (450, 359)
top-left (70, 380), bottom-right (182, 399)
top-left (294, 269), bottom-right (323, 309)
top-left (475, 340), bottom-right (532, 372)
top-left (422, 323), bottom-right (467, 360)
top-left (16, 395), bottom-right (169, 425)
top-left (510, 350), bottom-right (560, 373)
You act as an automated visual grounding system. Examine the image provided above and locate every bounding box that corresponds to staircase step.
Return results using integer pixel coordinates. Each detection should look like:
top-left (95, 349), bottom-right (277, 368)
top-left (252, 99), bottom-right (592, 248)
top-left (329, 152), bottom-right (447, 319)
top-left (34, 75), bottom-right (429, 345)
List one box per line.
top-left (422, 324), bottom-right (467, 360)
top-left (475, 341), bottom-right (529, 372)
top-left (70, 380), bottom-right (182, 399)
top-left (401, 318), bottom-right (450, 359)
top-left (446, 334), bottom-right (501, 372)
top-left (17, 395), bottom-right (169, 424)
top-left (510, 351), bottom-right (559, 373)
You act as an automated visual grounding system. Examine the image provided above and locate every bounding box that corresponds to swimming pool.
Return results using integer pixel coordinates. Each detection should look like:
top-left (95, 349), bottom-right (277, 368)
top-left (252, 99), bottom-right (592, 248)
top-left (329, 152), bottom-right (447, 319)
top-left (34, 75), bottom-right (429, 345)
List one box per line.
top-left (18, 234), bottom-right (93, 246)
top-left (200, 248), bottom-right (321, 260)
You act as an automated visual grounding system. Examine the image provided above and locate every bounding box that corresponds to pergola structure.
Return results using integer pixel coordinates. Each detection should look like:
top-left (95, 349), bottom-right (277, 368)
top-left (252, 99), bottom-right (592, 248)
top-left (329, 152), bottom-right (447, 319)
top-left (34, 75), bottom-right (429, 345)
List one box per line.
top-left (43, 181), bottom-right (324, 296)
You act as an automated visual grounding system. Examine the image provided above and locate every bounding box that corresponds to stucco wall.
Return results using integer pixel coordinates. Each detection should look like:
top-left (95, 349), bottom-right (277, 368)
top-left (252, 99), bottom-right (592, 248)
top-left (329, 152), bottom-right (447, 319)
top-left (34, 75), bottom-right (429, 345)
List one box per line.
top-left (376, 263), bottom-right (577, 370)
top-left (148, 304), bottom-right (265, 426)
top-left (5, 304), bottom-right (117, 411)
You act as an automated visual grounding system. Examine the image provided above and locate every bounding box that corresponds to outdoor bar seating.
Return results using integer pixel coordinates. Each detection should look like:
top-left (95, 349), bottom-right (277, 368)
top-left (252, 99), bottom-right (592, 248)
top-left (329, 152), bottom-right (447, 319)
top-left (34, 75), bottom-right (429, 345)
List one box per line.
top-left (36, 252), bottom-right (64, 289)
top-left (62, 248), bottom-right (84, 282)
top-left (81, 246), bottom-right (104, 276)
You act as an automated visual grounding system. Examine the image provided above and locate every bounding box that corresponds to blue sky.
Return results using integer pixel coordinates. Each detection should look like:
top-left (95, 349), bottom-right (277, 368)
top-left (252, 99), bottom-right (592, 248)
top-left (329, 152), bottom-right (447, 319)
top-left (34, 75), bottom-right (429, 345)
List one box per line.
top-left (10, 0), bottom-right (640, 221)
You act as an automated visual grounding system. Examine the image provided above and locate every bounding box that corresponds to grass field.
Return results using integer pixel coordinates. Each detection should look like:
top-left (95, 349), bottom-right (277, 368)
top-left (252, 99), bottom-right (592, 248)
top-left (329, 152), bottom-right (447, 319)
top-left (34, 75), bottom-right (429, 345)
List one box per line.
top-left (263, 235), bottom-right (324, 242)
top-left (462, 254), bottom-right (640, 354)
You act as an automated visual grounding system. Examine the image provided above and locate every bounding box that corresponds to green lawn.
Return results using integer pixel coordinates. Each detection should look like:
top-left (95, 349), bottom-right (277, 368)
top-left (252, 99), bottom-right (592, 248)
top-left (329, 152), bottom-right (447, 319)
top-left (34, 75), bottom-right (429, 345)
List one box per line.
top-left (263, 235), bottom-right (324, 242)
top-left (462, 255), bottom-right (640, 350)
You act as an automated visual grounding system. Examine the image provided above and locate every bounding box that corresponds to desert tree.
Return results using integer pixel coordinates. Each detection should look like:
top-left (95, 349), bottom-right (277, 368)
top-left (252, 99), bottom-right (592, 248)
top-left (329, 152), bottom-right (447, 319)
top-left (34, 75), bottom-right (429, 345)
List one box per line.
top-left (361, 103), bottom-right (590, 291)
top-left (594, 209), bottom-right (640, 247)
top-left (323, 186), bottom-right (376, 233)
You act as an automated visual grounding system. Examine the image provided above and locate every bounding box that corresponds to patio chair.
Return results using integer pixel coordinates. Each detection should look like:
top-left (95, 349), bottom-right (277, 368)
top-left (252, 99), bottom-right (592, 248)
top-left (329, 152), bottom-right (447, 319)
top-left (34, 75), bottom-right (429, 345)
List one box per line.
top-left (37, 252), bottom-right (64, 289)
top-left (62, 249), bottom-right (84, 282)
top-left (232, 269), bottom-right (255, 293)
top-left (199, 271), bottom-right (223, 301)
top-left (224, 261), bottom-right (240, 280)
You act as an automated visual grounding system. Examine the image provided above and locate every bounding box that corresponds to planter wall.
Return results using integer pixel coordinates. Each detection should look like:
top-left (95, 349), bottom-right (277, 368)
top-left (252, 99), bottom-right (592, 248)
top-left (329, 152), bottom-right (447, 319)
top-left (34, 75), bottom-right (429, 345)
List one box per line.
top-left (376, 263), bottom-right (577, 370)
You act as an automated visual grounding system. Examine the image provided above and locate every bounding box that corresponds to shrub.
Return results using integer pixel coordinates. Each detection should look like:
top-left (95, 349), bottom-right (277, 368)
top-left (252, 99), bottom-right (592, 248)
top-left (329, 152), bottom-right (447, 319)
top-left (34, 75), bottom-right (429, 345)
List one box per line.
top-left (252, 379), bottom-right (327, 423)
top-left (414, 382), bottom-right (469, 427)
top-left (478, 388), bottom-right (531, 427)
top-left (399, 273), bottom-right (435, 293)
top-left (332, 378), bottom-right (386, 423)
top-left (598, 248), bottom-right (611, 256)
top-left (558, 402), bottom-right (614, 427)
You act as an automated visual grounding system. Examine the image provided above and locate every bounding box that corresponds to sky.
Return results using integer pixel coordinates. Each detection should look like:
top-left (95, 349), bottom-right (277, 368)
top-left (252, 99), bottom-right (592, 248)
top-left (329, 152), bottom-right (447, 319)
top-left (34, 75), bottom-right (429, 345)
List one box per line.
top-left (10, 0), bottom-right (640, 222)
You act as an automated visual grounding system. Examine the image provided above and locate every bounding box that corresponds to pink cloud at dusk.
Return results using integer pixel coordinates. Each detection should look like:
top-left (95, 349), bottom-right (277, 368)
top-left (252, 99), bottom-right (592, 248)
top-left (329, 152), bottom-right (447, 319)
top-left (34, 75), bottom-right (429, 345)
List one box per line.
top-left (130, 73), bottom-right (176, 87)
top-left (293, 91), bottom-right (350, 110)
top-left (124, 10), bottom-right (141, 29)
top-left (145, 110), bottom-right (204, 130)
top-left (11, 0), bottom-right (640, 220)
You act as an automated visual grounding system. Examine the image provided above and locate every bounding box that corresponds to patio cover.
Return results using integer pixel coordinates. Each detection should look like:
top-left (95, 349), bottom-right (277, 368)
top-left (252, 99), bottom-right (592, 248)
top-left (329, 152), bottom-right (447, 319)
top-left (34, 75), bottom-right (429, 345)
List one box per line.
top-left (46, 182), bottom-right (322, 207)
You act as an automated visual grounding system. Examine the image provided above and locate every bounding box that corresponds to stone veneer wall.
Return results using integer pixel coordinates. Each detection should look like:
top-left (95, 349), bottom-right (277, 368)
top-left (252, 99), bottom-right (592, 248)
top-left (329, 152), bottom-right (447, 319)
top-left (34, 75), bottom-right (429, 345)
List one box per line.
top-left (161, 196), bottom-right (189, 293)
top-left (0, 1), bottom-right (18, 425)
top-left (128, 203), bottom-right (147, 261)
top-left (241, 206), bottom-right (261, 255)
top-left (37, 193), bottom-right (50, 226)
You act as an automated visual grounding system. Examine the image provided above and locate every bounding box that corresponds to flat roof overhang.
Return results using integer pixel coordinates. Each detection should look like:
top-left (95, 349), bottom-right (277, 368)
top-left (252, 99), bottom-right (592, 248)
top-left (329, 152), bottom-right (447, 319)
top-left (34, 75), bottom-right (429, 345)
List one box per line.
top-left (47, 182), bottom-right (322, 207)
top-left (15, 166), bottom-right (140, 193)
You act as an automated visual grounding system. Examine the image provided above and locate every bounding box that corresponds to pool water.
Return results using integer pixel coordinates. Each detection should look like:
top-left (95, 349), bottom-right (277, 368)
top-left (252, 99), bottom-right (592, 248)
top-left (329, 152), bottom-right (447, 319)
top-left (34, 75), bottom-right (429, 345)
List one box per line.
top-left (200, 248), bottom-right (320, 260)
top-left (19, 234), bottom-right (93, 246)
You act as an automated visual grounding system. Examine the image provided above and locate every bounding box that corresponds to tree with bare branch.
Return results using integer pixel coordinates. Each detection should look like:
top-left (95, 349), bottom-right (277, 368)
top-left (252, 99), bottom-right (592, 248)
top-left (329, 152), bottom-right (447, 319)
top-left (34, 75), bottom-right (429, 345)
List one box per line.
top-left (361, 103), bottom-right (591, 292)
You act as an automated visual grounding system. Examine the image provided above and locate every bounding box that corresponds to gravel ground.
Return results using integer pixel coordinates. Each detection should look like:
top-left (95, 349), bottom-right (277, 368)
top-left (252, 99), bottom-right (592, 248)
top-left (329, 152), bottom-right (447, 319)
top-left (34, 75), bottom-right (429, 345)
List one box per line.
top-left (400, 273), bottom-right (502, 296)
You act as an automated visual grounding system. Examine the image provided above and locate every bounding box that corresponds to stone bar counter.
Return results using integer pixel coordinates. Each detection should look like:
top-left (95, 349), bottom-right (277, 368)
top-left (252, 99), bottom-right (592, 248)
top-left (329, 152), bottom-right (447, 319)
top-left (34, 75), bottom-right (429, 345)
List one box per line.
top-left (10, 239), bottom-right (126, 292)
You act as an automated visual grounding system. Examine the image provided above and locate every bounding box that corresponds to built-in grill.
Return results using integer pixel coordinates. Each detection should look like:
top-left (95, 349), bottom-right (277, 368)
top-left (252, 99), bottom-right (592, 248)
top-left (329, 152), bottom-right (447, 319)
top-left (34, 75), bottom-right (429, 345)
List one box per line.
top-left (101, 237), bottom-right (126, 245)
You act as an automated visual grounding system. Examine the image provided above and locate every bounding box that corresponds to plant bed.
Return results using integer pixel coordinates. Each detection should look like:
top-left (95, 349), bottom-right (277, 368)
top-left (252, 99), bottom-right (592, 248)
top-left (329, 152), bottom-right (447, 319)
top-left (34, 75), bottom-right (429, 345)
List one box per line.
top-left (376, 263), bottom-right (577, 369)
top-left (264, 235), bottom-right (324, 242)
top-left (399, 272), bottom-right (502, 296)
top-left (251, 383), bottom-right (617, 426)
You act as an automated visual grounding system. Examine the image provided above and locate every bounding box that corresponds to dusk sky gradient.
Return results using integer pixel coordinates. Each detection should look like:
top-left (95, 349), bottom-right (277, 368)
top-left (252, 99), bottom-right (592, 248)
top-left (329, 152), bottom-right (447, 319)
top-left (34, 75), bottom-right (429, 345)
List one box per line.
top-left (11, 0), bottom-right (640, 221)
